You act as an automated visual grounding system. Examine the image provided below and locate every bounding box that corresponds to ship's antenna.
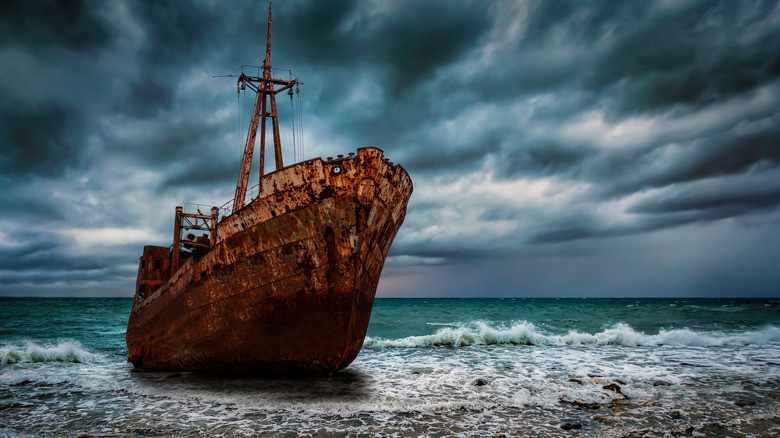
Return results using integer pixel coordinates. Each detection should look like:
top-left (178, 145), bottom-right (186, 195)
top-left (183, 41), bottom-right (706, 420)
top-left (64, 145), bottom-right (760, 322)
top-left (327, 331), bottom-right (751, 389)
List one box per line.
top-left (265, 2), bottom-right (284, 173)
top-left (264, 2), bottom-right (272, 73)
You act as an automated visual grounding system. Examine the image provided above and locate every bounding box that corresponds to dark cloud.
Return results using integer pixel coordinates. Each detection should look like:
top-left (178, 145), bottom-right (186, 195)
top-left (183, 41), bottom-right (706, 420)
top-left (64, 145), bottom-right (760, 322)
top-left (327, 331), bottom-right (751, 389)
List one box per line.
top-left (0, 104), bottom-right (82, 177)
top-left (0, 185), bottom-right (67, 222)
top-left (522, 1), bottom-right (648, 46)
top-left (600, 129), bottom-right (780, 198)
top-left (0, 243), bottom-right (100, 275)
top-left (405, 136), bottom-right (501, 173)
top-left (135, 1), bottom-right (222, 66)
top-left (108, 116), bottom-right (228, 168)
top-left (0, 0), bottom-right (109, 51)
top-left (503, 141), bottom-right (594, 177)
top-left (529, 226), bottom-right (597, 245)
top-left (587, 5), bottom-right (701, 91)
top-left (633, 177), bottom-right (780, 217)
top-left (160, 160), bottom-right (236, 189)
top-left (589, 0), bottom-right (780, 116)
top-left (370, 3), bottom-right (491, 98)
top-left (528, 170), bottom-right (780, 246)
top-left (278, 0), bottom-right (492, 99)
top-left (127, 77), bottom-right (172, 117)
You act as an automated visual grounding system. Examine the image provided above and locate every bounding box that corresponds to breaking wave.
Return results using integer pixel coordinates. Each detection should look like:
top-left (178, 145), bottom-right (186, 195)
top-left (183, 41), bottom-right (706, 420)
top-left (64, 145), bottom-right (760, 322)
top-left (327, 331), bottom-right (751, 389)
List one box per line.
top-left (0, 341), bottom-right (99, 365)
top-left (363, 322), bottom-right (780, 348)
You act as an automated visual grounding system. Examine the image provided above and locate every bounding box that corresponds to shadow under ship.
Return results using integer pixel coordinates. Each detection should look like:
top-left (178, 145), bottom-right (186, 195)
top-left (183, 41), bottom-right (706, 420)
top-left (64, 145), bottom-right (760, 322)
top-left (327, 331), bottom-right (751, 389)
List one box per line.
top-left (126, 6), bottom-right (412, 374)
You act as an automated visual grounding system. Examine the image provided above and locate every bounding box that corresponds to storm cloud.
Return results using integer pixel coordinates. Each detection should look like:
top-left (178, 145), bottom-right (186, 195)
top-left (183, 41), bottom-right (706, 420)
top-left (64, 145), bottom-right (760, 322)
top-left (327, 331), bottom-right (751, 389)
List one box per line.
top-left (1, 0), bottom-right (779, 297)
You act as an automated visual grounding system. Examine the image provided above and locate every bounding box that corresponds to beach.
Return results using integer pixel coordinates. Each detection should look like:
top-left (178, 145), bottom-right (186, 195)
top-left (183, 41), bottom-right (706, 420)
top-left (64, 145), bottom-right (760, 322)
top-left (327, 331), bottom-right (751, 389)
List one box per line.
top-left (1, 297), bottom-right (779, 437)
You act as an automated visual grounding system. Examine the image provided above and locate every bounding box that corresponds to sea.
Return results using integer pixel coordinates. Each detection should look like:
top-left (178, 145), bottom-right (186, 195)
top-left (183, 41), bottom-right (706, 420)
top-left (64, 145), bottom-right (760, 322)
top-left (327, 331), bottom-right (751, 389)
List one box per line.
top-left (1, 297), bottom-right (779, 437)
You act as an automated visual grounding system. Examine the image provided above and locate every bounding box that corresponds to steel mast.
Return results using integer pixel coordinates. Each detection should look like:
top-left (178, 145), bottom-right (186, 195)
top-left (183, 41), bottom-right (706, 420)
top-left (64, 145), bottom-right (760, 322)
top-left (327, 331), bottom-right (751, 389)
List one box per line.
top-left (232, 2), bottom-right (299, 213)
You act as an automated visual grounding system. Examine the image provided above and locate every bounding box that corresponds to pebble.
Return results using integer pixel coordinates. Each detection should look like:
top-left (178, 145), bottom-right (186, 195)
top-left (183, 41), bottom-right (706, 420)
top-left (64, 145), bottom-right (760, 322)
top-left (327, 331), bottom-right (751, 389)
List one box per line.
top-left (560, 422), bottom-right (582, 430)
top-left (611, 407), bottom-right (626, 415)
top-left (611, 398), bottom-right (630, 406)
top-left (473, 378), bottom-right (489, 386)
top-left (571, 400), bottom-right (601, 410)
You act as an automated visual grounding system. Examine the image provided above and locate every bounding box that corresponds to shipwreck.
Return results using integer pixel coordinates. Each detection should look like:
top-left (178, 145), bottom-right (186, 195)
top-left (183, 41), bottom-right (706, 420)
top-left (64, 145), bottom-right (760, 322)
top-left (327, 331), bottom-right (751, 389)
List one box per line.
top-left (126, 5), bottom-right (412, 374)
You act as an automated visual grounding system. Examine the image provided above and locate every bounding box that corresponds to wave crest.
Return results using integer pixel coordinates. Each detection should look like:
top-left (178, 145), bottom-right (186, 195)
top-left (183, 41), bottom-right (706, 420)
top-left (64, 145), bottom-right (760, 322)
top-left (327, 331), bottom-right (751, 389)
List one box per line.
top-left (0, 341), bottom-right (99, 365)
top-left (363, 322), bottom-right (780, 349)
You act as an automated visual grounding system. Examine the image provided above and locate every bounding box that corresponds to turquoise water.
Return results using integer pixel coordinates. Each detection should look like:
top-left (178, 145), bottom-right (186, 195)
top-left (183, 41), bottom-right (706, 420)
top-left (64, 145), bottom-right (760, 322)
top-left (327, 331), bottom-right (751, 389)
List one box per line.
top-left (1, 298), bottom-right (779, 436)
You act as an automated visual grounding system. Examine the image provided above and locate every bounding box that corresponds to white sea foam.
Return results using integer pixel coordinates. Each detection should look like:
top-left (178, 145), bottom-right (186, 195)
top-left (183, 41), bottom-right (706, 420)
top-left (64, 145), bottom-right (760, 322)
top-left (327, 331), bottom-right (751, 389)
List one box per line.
top-left (0, 341), bottom-right (99, 365)
top-left (363, 322), bottom-right (780, 348)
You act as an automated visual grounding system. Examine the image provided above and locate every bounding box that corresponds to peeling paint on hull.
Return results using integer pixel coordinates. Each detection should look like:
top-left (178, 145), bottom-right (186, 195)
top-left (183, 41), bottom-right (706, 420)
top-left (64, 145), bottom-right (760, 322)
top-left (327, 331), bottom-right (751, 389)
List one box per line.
top-left (126, 147), bottom-right (412, 374)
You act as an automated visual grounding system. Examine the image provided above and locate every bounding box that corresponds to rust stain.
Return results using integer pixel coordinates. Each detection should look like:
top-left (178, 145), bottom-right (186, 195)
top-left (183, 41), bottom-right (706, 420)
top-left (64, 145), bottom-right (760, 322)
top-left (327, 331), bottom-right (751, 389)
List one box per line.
top-left (127, 147), bottom-right (412, 374)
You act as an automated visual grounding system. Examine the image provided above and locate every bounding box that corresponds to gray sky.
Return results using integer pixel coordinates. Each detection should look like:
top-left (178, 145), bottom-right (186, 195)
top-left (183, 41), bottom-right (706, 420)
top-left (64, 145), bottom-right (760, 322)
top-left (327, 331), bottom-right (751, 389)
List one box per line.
top-left (1, 0), bottom-right (779, 298)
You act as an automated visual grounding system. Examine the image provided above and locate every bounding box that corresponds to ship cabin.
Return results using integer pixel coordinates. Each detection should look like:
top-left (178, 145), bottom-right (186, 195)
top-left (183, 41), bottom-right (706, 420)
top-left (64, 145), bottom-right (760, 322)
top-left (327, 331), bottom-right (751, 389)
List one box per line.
top-left (135, 246), bottom-right (172, 301)
top-left (134, 205), bottom-right (220, 303)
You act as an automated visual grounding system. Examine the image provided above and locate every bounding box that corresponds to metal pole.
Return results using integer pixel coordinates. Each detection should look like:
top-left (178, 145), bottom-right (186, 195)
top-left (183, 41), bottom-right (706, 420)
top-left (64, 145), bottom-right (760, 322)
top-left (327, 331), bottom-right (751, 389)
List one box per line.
top-left (259, 91), bottom-right (267, 180)
top-left (264, 3), bottom-right (272, 70)
top-left (234, 89), bottom-right (262, 212)
top-left (172, 206), bottom-right (182, 272)
top-left (210, 207), bottom-right (219, 247)
top-left (270, 91), bottom-right (283, 169)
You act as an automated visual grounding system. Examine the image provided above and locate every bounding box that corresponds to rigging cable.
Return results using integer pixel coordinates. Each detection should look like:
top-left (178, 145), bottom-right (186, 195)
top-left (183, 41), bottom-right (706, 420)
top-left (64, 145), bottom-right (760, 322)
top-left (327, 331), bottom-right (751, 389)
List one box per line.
top-left (289, 83), bottom-right (296, 162)
top-left (238, 84), bottom-right (242, 154)
top-left (296, 84), bottom-right (304, 160)
top-left (289, 72), bottom-right (296, 162)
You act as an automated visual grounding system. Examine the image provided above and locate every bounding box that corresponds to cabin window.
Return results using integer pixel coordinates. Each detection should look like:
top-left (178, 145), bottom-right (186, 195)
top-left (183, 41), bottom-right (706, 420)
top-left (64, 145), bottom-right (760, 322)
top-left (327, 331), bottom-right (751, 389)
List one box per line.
top-left (141, 260), bottom-right (146, 269)
top-left (154, 260), bottom-right (161, 270)
top-left (332, 166), bottom-right (342, 175)
top-left (138, 284), bottom-right (146, 299)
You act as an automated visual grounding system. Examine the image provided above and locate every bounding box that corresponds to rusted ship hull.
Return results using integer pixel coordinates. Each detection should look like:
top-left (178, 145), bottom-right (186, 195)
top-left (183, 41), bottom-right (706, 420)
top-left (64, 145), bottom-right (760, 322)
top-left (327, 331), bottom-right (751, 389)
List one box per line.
top-left (126, 147), bottom-right (412, 374)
